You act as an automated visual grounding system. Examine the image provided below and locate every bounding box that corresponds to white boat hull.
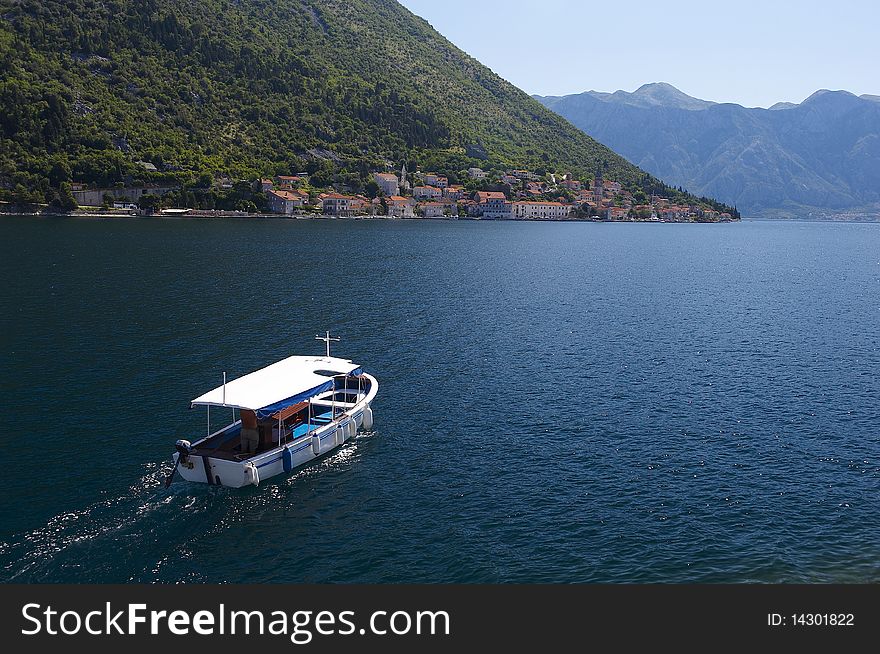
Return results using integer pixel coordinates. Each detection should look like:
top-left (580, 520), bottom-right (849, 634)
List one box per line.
top-left (173, 374), bottom-right (377, 488)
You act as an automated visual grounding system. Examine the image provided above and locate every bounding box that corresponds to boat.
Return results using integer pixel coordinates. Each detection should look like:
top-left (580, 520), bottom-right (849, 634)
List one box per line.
top-left (166, 333), bottom-right (377, 488)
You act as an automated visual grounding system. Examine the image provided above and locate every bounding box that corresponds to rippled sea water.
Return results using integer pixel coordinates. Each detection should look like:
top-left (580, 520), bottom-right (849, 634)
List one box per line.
top-left (0, 216), bottom-right (878, 583)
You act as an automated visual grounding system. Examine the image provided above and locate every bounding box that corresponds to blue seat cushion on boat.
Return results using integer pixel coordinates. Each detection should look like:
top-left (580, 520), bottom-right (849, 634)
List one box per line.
top-left (290, 423), bottom-right (312, 439)
top-left (315, 411), bottom-right (334, 420)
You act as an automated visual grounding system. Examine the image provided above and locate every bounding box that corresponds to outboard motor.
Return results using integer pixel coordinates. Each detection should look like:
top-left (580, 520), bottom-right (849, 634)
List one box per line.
top-left (166, 439), bottom-right (193, 489)
top-left (175, 439), bottom-right (193, 461)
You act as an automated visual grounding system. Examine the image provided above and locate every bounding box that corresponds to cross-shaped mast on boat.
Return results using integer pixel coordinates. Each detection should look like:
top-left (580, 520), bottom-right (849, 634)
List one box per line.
top-left (315, 330), bottom-right (340, 357)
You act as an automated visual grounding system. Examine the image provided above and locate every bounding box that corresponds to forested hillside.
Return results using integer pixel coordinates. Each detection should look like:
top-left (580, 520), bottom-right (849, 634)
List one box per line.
top-left (0, 0), bottom-right (733, 213)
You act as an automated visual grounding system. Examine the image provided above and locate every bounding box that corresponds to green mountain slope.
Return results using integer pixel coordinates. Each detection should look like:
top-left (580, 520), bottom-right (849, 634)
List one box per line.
top-left (0, 0), bottom-right (734, 214)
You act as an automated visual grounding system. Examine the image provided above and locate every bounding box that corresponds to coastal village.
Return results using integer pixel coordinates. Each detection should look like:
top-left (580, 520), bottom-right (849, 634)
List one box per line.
top-left (252, 164), bottom-right (731, 222)
top-left (67, 164), bottom-right (734, 222)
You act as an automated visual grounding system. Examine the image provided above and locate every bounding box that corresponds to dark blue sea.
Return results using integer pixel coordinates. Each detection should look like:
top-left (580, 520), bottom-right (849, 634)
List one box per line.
top-left (1, 216), bottom-right (878, 583)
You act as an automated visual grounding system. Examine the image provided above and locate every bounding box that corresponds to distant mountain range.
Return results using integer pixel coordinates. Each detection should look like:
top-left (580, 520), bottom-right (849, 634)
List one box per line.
top-left (536, 83), bottom-right (880, 218)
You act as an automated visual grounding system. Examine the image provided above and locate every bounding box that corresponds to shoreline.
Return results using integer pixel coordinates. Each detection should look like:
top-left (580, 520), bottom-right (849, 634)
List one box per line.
top-left (1, 210), bottom-right (740, 224)
top-left (11, 211), bottom-right (880, 225)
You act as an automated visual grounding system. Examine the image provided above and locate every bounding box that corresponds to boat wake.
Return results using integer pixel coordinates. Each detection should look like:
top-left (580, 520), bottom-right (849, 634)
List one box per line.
top-left (0, 437), bottom-right (372, 583)
top-left (0, 460), bottom-right (192, 582)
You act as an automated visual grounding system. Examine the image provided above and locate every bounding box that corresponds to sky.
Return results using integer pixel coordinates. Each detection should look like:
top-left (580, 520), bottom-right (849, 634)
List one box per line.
top-left (398, 0), bottom-right (879, 108)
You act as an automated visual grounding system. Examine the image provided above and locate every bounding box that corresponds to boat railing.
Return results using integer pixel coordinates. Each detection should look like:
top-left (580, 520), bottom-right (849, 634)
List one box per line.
top-left (269, 375), bottom-right (373, 450)
top-left (196, 419), bottom-right (241, 446)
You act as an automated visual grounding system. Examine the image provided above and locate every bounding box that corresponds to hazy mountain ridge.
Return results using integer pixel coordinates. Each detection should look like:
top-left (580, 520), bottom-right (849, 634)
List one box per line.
top-left (535, 83), bottom-right (880, 217)
top-left (542, 82), bottom-right (715, 112)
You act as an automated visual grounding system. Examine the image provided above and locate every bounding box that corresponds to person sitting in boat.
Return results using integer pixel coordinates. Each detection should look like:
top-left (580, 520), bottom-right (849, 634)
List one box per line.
top-left (240, 409), bottom-right (259, 454)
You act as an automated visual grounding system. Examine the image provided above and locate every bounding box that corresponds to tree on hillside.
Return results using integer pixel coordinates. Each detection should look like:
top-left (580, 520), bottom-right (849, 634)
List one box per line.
top-left (50, 182), bottom-right (78, 211)
top-left (364, 180), bottom-right (380, 199)
top-left (138, 194), bottom-right (161, 213)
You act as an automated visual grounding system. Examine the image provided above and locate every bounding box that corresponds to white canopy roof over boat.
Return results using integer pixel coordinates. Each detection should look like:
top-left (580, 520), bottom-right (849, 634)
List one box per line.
top-left (191, 355), bottom-right (361, 416)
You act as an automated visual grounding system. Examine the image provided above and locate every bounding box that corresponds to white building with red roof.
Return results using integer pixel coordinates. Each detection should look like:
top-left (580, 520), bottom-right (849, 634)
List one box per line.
top-left (443, 185), bottom-right (465, 201)
top-left (419, 201), bottom-right (447, 218)
top-left (511, 201), bottom-right (571, 220)
top-left (322, 193), bottom-right (359, 216)
top-left (386, 195), bottom-right (415, 218)
top-left (413, 185), bottom-right (442, 199)
top-left (373, 172), bottom-right (399, 197)
top-left (473, 191), bottom-right (506, 204)
top-left (423, 173), bottom-right (448, 188)
top-left (268, 189), bottom-right (308, 215)
top-left (276, 175), bottom-right (303, 189)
